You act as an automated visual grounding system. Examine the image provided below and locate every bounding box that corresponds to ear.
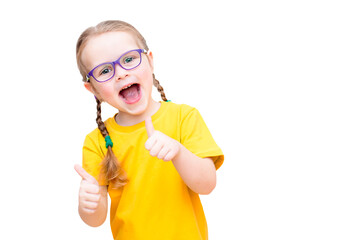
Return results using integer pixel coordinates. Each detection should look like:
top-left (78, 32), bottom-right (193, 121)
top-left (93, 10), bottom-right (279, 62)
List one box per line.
top-left (85, 81), bottom-right (102, 101)
top-left (147, 51), bottom-right (154, 72)
top-left (84, 81), bottom-right (95, 94)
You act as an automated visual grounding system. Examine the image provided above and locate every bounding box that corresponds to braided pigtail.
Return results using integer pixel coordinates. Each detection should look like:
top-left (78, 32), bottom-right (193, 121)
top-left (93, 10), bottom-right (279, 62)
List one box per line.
top-left (95, 98), bottom-right (127, 188)
top-left (152, 74), bottom-right (168, 102)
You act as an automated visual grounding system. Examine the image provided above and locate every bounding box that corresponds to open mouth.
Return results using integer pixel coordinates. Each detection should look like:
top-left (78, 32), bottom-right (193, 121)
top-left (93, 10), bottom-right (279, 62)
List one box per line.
top-left (119, 83), bottom-right (142, 104)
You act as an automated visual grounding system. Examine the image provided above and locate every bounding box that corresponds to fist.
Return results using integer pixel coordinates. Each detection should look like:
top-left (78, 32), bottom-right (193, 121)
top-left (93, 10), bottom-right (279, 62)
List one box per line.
top-left (74, 164), bottom-right (100, 214)
top-left (144, 117), bottom-right (181, 161)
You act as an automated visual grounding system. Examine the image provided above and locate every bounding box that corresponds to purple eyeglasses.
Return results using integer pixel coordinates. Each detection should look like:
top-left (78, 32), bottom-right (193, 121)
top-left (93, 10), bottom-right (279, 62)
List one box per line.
top-left (85, 49), bottom-right (147, 83)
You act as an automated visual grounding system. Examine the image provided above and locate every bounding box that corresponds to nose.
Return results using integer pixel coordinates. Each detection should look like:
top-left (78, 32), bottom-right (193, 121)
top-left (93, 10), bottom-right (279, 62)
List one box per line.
top-left (114, 63), bottom-right (129, 81)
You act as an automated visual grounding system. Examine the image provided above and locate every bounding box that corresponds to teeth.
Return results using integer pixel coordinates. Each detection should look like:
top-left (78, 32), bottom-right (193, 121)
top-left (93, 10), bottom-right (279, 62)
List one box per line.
top-left (122, 84), bottom-right (134, 90)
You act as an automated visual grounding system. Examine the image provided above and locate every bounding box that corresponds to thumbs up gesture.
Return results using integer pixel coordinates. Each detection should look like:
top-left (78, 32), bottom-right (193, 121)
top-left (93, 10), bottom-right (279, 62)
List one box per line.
top-left (144, 117), bottom-right (181, 161)
top-left (74, 164), bottom-right (101, 214)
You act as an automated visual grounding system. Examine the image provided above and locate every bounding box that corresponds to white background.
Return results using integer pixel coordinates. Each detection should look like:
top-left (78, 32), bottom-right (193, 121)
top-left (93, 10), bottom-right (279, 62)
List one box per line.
top-left (0, 0), bottom-right (360, 239)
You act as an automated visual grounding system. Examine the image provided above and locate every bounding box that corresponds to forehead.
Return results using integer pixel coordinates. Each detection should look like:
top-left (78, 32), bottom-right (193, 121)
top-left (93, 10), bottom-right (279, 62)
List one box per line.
top-left (81, 31), bottom-right (139, 71)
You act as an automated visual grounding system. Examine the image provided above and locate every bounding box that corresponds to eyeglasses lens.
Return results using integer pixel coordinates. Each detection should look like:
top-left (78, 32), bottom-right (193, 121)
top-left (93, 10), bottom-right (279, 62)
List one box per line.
top-left (93, 64), bottom-right (114, 82)
top-left (93, 50), bottom-right (142, 82)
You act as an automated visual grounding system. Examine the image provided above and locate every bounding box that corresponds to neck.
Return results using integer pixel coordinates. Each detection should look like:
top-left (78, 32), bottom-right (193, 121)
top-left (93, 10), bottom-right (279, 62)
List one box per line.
top-left (115, 99), bottom-right (161, 126)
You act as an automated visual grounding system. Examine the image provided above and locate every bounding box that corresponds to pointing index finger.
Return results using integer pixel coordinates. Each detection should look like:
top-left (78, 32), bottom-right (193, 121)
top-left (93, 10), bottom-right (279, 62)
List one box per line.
top-left (145, 116), bottom-right (154, 137)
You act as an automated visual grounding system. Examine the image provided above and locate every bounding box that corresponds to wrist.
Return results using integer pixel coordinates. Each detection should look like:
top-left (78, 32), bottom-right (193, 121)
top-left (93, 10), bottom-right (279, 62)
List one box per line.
top-left (171, 141), bottom-right (184, 163)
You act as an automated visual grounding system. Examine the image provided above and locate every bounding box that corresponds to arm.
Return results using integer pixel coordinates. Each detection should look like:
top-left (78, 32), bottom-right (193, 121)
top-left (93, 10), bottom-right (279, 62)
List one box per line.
top-left (145, 118), bottom-right (217, 195)
top-left (172, 145), bottom-right (217, 195)
top-left (75, 165), bottom-right (108, 227)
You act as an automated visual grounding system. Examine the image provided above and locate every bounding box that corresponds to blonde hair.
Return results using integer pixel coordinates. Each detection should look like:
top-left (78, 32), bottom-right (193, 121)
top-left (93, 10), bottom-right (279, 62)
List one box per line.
top-left (76, 20), bottom-right (168, 188)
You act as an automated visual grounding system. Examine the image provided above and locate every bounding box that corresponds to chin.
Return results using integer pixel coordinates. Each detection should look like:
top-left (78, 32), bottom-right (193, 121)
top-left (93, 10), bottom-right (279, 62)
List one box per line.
top-left (121, 97), bottom-right (149, 116)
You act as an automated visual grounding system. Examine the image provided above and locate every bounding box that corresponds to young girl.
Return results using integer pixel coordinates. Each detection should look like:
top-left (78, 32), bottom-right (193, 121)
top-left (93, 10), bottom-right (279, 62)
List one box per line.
top-left (74, 20), bottom-right (224, 240)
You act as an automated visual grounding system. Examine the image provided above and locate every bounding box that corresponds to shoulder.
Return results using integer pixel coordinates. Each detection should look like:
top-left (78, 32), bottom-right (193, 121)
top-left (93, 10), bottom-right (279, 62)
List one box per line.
top-left (83, 117), bottom-right (113, 148)
top-left (162, 102), bottom-right (206, 132)
top-left (84, 127), bottom-right (100, 145)
top-left (165, 101), bottom-right (199, 118)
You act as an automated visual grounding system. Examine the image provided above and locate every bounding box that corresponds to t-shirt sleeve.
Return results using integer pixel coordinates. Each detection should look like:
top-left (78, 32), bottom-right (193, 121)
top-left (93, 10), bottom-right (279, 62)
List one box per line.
top-left (82, 132), bottom-right (108, 185)
top-left (180, 107), bottom-right (224, 170)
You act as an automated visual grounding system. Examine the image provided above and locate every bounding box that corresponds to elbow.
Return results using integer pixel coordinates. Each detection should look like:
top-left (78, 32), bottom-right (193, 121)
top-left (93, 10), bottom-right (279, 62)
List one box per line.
top-left (198, 182), bottom-right (216, 195)
top-left (198, 175), bottom-right (217, 195)
top-left (199, 183), bottom-right (216, 195)
top-left (198, 158), bottom-right (217, 195)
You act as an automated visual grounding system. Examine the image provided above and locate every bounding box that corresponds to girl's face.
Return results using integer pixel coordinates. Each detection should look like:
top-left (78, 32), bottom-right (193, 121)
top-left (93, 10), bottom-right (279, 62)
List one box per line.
top-left (81, 31), bottom-right (155, 118)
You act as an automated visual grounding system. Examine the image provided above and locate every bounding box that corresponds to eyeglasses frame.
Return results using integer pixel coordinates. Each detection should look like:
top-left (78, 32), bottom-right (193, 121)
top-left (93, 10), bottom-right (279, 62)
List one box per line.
top-left (85, 49), bottom-right (148, 83)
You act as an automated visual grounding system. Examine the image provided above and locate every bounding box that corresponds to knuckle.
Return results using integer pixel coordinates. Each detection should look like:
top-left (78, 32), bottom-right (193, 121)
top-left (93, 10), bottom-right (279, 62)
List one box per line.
top-left (86, 184), bottom-right (99, 194)
top-left (83, 208), bottom-right (96, 214)
top-left (79, 192), bottom-right (86, 199)
top-left (166, 152), bottom-right (175, 161)
top-left (84, 201), bottom-right (98, 209)
top-left (145, 141), bottom-right (150, 149)
top-left (90, 202), bottom-right (99, 209)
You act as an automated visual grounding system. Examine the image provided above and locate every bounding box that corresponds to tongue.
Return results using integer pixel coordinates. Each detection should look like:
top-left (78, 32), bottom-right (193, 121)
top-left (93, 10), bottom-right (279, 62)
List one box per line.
top-left (120, 84), bottom-right (139, 101)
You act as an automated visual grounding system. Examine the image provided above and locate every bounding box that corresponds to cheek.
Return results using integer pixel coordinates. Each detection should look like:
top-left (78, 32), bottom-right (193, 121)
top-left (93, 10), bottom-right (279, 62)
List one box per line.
top-left (94, 83), bottom-right (114, 99)
top-left (102, 88), bottom-right (114, 98)
top-left (139, 71), bottom-right (154, 92)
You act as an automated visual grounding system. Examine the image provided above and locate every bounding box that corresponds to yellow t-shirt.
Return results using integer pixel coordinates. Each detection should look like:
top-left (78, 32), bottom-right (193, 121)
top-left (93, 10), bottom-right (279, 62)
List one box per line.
top-left (82, 102), bottom-right (224, 240)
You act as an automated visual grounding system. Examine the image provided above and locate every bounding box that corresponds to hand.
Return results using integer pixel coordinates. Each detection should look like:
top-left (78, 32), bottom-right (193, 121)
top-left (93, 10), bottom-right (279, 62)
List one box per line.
top-left (74, 164), bottom-right (101, 214)
top-left (145, 117), bottom-right (181, 161)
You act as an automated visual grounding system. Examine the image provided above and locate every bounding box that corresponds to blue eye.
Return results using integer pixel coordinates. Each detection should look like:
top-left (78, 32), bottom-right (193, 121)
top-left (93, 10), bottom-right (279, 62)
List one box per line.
top-left (101, 68), bottom-right (111, 75)
top-left (116, 49), bottom-right (142, 70)
top-left (95, 64), bottom-right (113, 78)
top-left (124, 56), bottom-right (134, 64)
